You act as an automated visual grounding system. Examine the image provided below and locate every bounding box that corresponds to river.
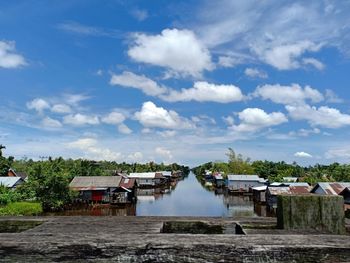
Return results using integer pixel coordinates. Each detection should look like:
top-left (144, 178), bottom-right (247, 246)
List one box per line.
top-left (47, 172), bottom-right (272, 217)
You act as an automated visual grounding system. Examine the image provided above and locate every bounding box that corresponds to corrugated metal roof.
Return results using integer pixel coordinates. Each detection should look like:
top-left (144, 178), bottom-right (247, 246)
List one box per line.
top-left (270, 182), bottom-right (309, 187)
top-left (268, 185), bottom-right (311, 195)
top-left (160, 171), bottom-right (172, 177)
top-left (119, 177), bottom-right (136, 189)
top-left (252, 185), bottom-right (267, 191)
top-left (311, 182), bottom-right (350, 195)
top-left (69, 176), bottom-right (121, 190)
top-left (227, 174), bottom-right (260, 181)
top-left (129, 172), bottom-right (158, 179)
top-left (0, 177), bottom-right (23, 187)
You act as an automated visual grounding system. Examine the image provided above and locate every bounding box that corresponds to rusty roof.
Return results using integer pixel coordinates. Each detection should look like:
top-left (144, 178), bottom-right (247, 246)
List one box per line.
top-left (69, 176), bottom-right (121, 190)
top-left (119, 177), bottom-right (136, 189)
top-left (311, 182), bottom-right (350, 195)
top-left (268, 185), bottom-right (311, 196)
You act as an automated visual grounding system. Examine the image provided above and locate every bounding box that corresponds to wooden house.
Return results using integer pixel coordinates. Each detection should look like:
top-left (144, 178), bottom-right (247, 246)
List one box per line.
top-left (7, 169), bottom-right (28, 180)
top-left (128, 172), bottom-right (165, 188)
top-left (227, 174), bottom-right (266, 193)
top-left (69, 176), bottom-right (135, 204)
top-left (159, 171), bottom-right (172, 182)
top-left (212, 173), bottom-right (225, 188)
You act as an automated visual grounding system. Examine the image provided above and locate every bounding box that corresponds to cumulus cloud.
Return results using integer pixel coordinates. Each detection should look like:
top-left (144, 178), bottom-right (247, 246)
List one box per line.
top-left (325, 89), bottom-right (343, 103)
top-left (244, 68), bottom-right (268, 79)
top-left (63, 113), bottom-right (99, 126)
top-left (193, 1), bottom-right (350, 70)
top-left (101, 111), bottom-right (126, 125)
top-left (254, 41), bottom-right (322, 70)
top-left (294, 151), bottom-right (313, 158)
top-left (302, 57), bottom-right (325, 70)
top-left (118, 123), bottom-right (132, 134)
top-left (128, 28), bottom-right (213, 77)
top-left (161, 81), bottom-right (243, 103)
top-left (128, 151), bottom-right (144, 162)
top-left (254, 84), bottom-right (324, 105)
top-left (67, 138), bottom-right (122, 161)
top-left (26, 98), bottom-right (50, 113)
top-left (155, 147), bottom-right (173, 160)
top-left (134, 101), bottom-right (194, 130)
top-left (51, 104), bottom-right (72, 114)
top-left (41, 117), bottom-right (62, 129)
top-left (230, 108), bottom-right (288, 133)
top-left (286, 104), bottom-right (350, 128)
top-left (0, 41), bottom-right (26, 68)
top-left (289, 128), bottom-right (320, 137)
top-left (110, 71), bottom-right (167, 96)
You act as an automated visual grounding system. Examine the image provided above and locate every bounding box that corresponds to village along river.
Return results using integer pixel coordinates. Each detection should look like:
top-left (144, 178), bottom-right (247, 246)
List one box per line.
top-left (47, 172), bottom-right (270, 217)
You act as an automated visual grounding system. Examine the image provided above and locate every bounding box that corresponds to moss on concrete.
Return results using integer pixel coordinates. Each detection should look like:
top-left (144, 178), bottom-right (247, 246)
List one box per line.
top-left (277, 195), bottom-right (345, 234)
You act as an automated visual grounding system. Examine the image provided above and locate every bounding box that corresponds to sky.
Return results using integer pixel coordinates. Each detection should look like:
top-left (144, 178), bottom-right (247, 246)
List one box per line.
top-left (1, 0), bottom-right (350, 167)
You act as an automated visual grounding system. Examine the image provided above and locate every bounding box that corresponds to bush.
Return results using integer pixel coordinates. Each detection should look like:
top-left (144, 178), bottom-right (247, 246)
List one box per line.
top-left (0, 185), bottom-right (22, 205)
top-left (0, 202), bottom-right (42, 216)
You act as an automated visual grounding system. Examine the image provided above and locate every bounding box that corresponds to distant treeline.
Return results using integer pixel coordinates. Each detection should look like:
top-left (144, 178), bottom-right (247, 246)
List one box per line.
top-left (192, 148), bottom-right (350, 184)
top-left (0, 145), bottom-right (189, 212)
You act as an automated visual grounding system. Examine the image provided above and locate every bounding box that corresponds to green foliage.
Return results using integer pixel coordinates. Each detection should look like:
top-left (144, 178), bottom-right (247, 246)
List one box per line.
top-left (0, 185), bottom-right (22, 205)
top-left (193, 148), bottom-right (350, 184)
top-left (0, 202), bottom-right (42, 216)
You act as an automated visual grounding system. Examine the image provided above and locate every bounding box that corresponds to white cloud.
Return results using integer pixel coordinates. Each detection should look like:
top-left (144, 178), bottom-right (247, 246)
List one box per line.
top-left (0, 41), bottom-right (26, 68)
top-left (325, 89), bottom-right (343, 103)
top-left (26, 98), bottom-right (50, 113)
top-left (161, 81), bottom-right (243, 103)
top-left (222, 116), bottom-right (235, 126)
top-left (325, 148), bottom-right (350, 159)
top-left (244, 68), bottom-right (268, 79)
top-left (41, 117), bottom-right (62, 128)
top-left (51, 104), bottom-right (72, 114)
top-left (302, 57), bottom-right (325, 70)
top-left (57, 21), bottom-right (121, 38)
top-left (118, 123), bottom-right (132, 134)
top-left (294, 151), bottom-right (313, 158)
top-left (128, 151), bottom-right (144, 162)
top-left (110, 71), bottom-right (167, 96)
top-left (101, 111), bottom-right (126, 125)
top-left (63, 94), bottom-right (90, 106)
top-left (67, 138), bottom-right (122, 161)
top-left (254, 84), bottom-right (324, 105)
top-left (286, 104), bottom-right (350, 128)
top-left (192, 1), bottom-right (350, 70)
top-left (63, 113), bottom-right (99, 126)
top-left (128, 28), bottom-right (213, 77)
top-left (289, 128), bottom-right (320, 137)
top-left (134, 101), bottom-right (194, 130)
top-left (158, 130), bottom-right (177, 138)
top-left (254, 41), bottom-right (321, 70)
top-left (230, 108), bottom-right (288, 133)
top-left (155, 147), bottom-right (173, 160)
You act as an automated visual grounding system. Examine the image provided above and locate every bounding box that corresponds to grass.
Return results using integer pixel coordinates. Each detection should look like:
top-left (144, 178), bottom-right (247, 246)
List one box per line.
top-left (0, 202), bottom-right (42, 216)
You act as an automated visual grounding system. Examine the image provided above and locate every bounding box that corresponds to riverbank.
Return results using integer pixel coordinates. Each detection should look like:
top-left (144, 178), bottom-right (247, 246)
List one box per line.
top-left (1, 216), bottom-right (350, 262)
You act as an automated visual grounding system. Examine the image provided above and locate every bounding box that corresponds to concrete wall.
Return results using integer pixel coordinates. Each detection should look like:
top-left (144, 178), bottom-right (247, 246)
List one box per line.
top-left (277, 195), bottom-right (345, 234)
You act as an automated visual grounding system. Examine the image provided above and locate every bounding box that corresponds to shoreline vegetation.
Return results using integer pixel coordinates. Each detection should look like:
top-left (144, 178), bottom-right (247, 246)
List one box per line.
top-left (193, 148), bottom-right (350, 184)
top-left (0, 145), bottom-right (350, 216)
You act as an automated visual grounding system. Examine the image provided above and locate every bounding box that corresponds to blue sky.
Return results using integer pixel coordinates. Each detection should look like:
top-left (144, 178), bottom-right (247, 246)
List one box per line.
top-left (1, 0), bottom-right (350, 166)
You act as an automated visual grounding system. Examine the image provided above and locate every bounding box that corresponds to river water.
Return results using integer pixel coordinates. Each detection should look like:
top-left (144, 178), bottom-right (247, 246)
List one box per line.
top-left (48, 172), bottom-right (271, 217)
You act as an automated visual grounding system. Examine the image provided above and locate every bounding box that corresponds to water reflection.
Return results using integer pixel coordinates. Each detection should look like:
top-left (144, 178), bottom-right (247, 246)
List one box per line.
top-left (47, 172), bottom-right (273, 217)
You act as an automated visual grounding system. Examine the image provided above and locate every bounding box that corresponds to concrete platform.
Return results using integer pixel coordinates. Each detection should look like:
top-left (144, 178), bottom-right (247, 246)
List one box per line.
top-left (0, 216), bottom-right (350, 262)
